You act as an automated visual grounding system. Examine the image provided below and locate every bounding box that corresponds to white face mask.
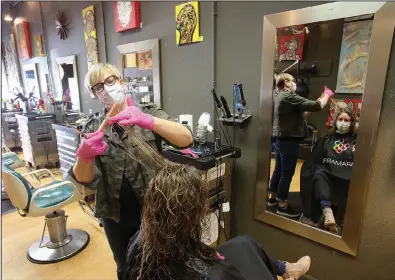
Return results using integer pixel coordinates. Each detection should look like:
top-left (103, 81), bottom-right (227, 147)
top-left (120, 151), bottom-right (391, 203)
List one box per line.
top-left (336, 120), bottom-right (351, 134)
top-left (97, 82), bottom-right (124, 109)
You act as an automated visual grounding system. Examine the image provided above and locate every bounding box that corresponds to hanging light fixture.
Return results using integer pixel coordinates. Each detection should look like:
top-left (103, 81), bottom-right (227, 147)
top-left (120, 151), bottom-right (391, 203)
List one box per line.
top-left (4, 11), bottom-right (13, 21)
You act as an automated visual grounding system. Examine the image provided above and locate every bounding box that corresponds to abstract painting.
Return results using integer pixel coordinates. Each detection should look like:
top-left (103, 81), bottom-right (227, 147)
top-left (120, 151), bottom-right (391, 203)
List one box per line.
top-left (34, 35), bottom-right (44, 57)
top-left (335, 20), bottom-right (373, 94)
top-left (326, 98), bottom-right (362, 127)
top-left (279, 34), bottom-right (304, 61)
top-left (16, 21), bottom-right (32, 60)
top-left (82, 5), bottom-right (99, 69)
top-left (114, 1), bottom-right (140, 32)
top-left (3, 34), bottom-right (22, 90)
top-left (176, 1), bottom-right (203, 45)
top-left (138, 50), bottom-right (152, 70)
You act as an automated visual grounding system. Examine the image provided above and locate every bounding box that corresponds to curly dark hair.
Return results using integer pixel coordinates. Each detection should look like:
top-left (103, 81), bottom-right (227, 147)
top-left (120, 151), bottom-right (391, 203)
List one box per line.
top-left (330, 105), bottom-right (358, 135)
top-left (131, 163), bottom-right (218, 280)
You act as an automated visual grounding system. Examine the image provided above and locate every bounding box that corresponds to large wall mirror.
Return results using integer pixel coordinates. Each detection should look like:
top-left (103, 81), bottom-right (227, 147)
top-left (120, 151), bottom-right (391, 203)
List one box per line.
top-left (254, 2), bottom-right (395, 256)
top-left (117, 38), bottom-right (161, 107)
top-left (55, 55), bottom-right (81, 112)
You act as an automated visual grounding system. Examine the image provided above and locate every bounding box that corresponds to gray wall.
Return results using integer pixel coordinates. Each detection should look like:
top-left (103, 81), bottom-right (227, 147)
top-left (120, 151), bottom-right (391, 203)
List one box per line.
top-left (2, 2), bottom-right (395, 280)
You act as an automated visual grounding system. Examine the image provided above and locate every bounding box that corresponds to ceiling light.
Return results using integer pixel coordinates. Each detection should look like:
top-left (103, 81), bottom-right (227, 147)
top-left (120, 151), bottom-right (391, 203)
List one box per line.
top-left (4, 12), bottom-right (13, 22)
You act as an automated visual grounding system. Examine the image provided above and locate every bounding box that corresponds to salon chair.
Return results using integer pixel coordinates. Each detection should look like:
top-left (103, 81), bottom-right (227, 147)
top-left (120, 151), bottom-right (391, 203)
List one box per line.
top-left (2, 158), bottom-right (90, 264)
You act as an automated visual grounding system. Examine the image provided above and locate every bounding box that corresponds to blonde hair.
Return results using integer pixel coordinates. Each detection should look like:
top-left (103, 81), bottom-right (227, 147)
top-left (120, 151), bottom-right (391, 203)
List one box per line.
top-left (84, 63), bottom-right (122, 93)
top-left (274, 73), bottom-right (294, 91)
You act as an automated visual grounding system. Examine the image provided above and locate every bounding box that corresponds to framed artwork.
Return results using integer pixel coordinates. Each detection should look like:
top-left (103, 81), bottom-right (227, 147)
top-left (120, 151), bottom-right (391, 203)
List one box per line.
top-left (16, 21), bottom-right (32, 60)
top-left (34, 35), bottom-right (44, 57)
top-left (125, 53), bottom-right (137, 68)
top-left (335, 20), bottom-right (373, 94)
top-left (176, 1), bottom-right (203, 45)
top-left (4, 34), bottom-right (22, 90)
top-left (279, 34), bottom-right (304, 61)
top-left (82, 5), bottom-right (99, 70)
top-left (138, 50), bottom-right (152, 70)
top-left (326, 98), bottom-right (362, 127)
top-left (114, 1), bottom-right (140, 32)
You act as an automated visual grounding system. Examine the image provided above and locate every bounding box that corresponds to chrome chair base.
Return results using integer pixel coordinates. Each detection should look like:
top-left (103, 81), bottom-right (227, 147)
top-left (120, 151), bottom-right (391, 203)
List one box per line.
top-left (27, 229), bottom-right (90, 264)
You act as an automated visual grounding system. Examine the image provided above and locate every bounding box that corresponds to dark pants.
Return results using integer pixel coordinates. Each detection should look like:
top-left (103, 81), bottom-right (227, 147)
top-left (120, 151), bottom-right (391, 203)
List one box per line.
top-left (216, 235), bottom-right (283, 279)
top-left (102, 218), bottom-right (140, 280)
top-left (313, 172), bottom-right (350, 223)
top-left (269, 139), bottom-right (300, 201)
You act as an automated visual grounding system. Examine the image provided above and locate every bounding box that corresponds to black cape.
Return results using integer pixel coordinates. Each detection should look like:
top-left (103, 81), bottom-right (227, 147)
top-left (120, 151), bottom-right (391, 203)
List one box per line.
top-left (300, 133), bottom-right (357, 222)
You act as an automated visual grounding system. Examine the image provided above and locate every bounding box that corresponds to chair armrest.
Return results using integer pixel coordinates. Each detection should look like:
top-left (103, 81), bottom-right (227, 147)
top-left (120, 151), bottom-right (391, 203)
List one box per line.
top-left (21, 169), bottom-right (56, 182)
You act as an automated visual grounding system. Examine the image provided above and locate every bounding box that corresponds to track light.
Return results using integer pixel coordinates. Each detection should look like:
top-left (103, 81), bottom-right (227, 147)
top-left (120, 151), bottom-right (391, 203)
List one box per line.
top-left (4, 11), bottom-right (13, 22)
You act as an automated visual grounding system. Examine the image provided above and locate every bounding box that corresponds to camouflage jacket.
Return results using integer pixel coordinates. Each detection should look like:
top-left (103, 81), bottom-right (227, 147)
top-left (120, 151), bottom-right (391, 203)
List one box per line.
top-left (67, 103), bottom-right (190, 222)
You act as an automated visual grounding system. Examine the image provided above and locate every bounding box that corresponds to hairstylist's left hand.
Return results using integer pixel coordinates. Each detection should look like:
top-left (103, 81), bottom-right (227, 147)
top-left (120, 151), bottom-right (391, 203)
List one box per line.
top-left (108, 95), bottom-right (155, 131)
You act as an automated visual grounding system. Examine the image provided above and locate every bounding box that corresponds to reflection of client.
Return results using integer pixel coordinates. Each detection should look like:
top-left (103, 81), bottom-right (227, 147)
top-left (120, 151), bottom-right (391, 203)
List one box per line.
top-left (269, 73), bottom-right (333, 218)
top-left (300, 107), bottom-right (357, 233)
top-left (126, 163), bottom-right (311, 280)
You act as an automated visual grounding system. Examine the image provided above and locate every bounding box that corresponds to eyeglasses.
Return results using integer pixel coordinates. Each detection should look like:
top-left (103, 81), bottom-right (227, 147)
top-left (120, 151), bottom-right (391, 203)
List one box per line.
top-left (91, 75), bottom-right (118, 93)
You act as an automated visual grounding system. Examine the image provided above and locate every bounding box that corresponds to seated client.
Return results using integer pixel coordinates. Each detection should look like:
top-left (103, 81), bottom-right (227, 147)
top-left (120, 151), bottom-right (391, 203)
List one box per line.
top-left (300, 106), bottom-right (358, 233)
top-left (125, 163), bottom-right (311, 280)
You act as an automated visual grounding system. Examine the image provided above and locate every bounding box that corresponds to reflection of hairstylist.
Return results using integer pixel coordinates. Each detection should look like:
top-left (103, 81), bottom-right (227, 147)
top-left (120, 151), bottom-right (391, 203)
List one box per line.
top-left (69, 63), bottom-right (193, 280)
top-left (300, 107), bottom-right (357, 233)
top-left (268, 73), bottom-right (333, 218)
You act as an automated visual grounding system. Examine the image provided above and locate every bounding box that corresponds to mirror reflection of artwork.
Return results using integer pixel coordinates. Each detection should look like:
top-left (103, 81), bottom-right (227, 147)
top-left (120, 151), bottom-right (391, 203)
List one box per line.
top-left (335, 20), bottom-right (373, 94)
top-left (4, 34), bottom-right (22, 89)
top-left (82, 5), bottom-right (99, 69)
top-left (138, 50), bottom-right (152, 70)
top-left (125, 53), bottom-right (137, 68)
top-left (279, 34), bottom-right (304, 61)
top-left (114, 1), bottom-right (140, 32)
top-left (175, 1), bottom-right (202, 45)
top-left (34, 35), bottom-right (44, 57)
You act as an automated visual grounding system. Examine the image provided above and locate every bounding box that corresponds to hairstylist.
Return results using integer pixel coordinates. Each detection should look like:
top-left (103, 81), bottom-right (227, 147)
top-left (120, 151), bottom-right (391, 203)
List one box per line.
top-left (70, 63), bottom-right (193, 280)
top-left (268, 73), bottom-right (334, 218)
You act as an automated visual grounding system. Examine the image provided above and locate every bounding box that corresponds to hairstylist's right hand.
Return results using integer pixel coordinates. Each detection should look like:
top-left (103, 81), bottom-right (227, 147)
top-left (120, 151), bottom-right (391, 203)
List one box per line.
top-left (324, 86), bottom-right (335, 97)
top-left (76, 130), bottom-right (107, 161)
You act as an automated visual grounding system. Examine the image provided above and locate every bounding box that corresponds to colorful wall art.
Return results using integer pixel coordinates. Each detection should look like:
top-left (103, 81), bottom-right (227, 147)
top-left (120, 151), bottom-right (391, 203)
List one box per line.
top-left (34, 35), bottom-right (44, 57)
top-left (138, 50), bottom-right (152, 70)
top-left (114, 2), bottom-right (140, 32)
top-left (82, 5), bottom-right (99, 69)
top-left (16, 21), bottom-right (32, 60)
top-left (175, 1), bottom-right (203, 45)
top-left (326, 98), bottom-right (362, 127)
top-left (125, 53), bottom-right (137, 68)
top-left (279, 34), bottom-right (304, 61)
top-left (335, 20), bottom-right (373, 94)
top-left (3, 34), bottom-right (22, 90)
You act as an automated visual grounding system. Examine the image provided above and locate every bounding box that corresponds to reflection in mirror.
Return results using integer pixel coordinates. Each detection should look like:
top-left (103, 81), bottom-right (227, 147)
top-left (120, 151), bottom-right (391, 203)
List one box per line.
top-left (22, 64), bottom-right (41, 111)
top-left (266, 17), bottom-right (370, 236)
top-left (55, 55), bottom-right (81, 111)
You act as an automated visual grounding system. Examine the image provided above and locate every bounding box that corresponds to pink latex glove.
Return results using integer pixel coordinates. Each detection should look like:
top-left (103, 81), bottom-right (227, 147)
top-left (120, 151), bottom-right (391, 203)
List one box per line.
top-left (108, 95), bottom-right (155, 130)
top-left (180, 148), bottom-right (199, 158)
top-left (216, 252), bottom-right (225, 260)
top-left (76, 130), bottom-right (108, 161)
top-left (324, 86), bottom-right (335, 97)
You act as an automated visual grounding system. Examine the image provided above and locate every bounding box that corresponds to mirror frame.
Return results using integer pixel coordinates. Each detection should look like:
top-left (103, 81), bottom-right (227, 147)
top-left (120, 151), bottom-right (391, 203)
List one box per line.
top-left (117, 38), bottom-right (161, 108)
top-left (55, 55), bottom-right (81, 111)
top-left (254, 2), bottom-right (395, 256)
